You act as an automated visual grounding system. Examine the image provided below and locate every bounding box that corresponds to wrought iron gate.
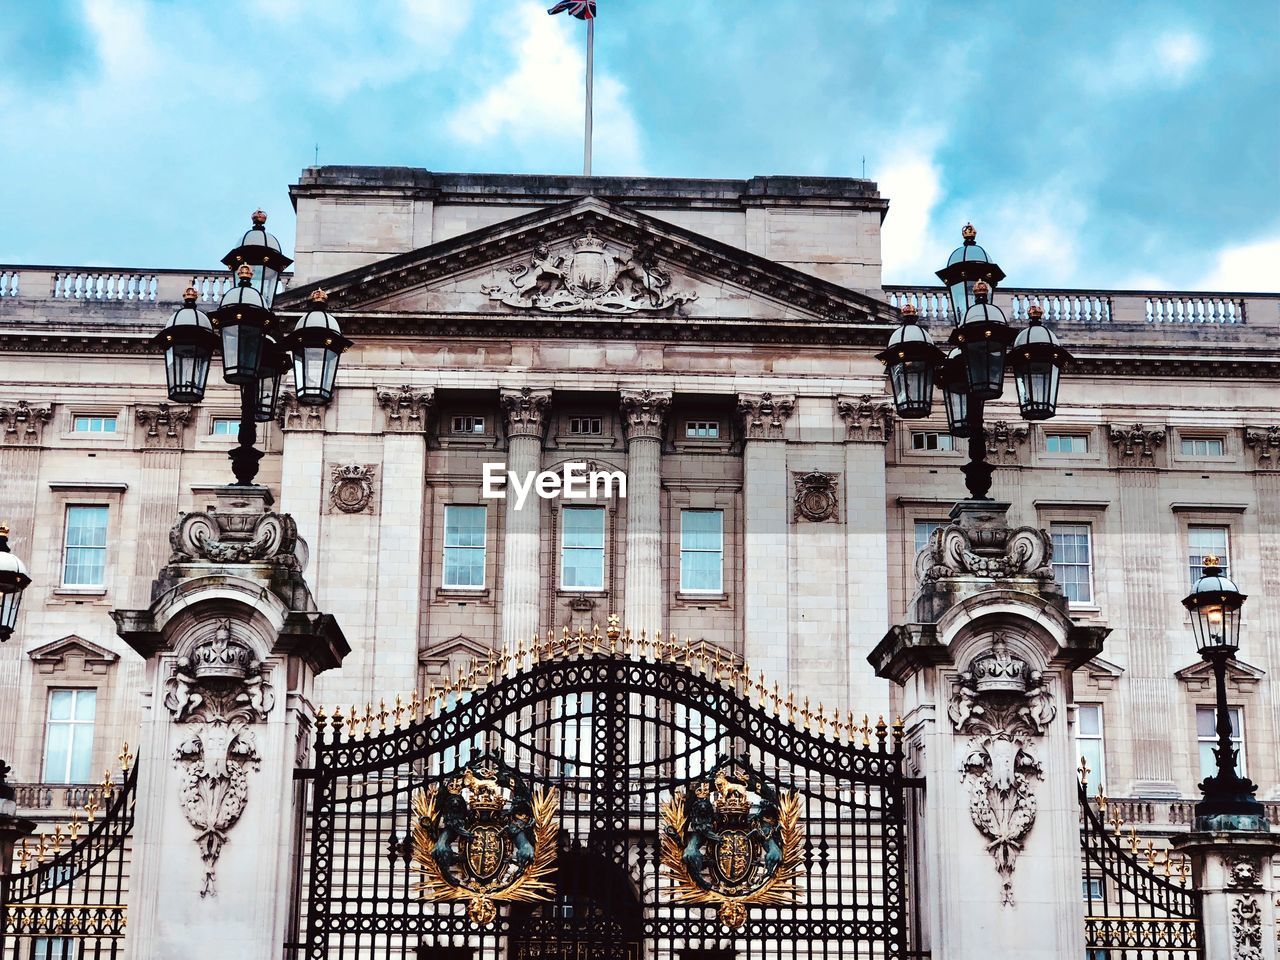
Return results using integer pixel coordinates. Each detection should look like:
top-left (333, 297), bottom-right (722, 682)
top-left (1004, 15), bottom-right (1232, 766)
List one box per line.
top-left (290, 628), bottom-right (923, 958)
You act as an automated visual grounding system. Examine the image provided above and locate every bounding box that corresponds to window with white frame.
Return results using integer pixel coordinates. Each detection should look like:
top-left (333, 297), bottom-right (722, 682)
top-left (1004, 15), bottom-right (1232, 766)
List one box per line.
top-left (674, 702), bottom-right (721, 780)
top-left (1188, 525), bottom-right (1230, 585)
top-left (560, 506), bottom-right (605, 591)
top-left (550, 692), bottom-right (593, 777)
top-left (72, 415), bottom-right (116, 434)
top-left (911, 431), bottom-right (955, 451)
top-left (679, 510), bottom-right (724, 593)
top-left (43, 689), bottom-right (96, 784)
top-left (210, 417), bottom-right (239, 436)
top-left (685, 420), bottom-right (720, 439)
top-left (1077, 704), bottom-right (1105, 796)
top-left (62, 505), bottom-right (108, 588)
top-left (914, 519), bottom-right (947, 557)
top-left (442, 506), bottom-right (486, 589)
top-left (451, 415), bottom-right (485, 434)
top-left (1045, 433), bottom-right (1088, 454)
top-left (33, 939), bottom-right (78, 960)
top-left (568, 416), bottom-right (603, 436)
top-left (1181, 436), bottom-right (1225, 457)
top-left (1197, 705), bottom-right (1244, 780)
top-left (1050, 522), bottom-right (1093, 604)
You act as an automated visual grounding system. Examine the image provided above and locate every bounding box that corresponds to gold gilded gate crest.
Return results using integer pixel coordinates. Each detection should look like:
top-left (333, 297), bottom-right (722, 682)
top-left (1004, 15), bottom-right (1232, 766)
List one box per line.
top-left (412, 756), bottom-right (559, 926)
top-left (660, 759), bottom-right (804, 929)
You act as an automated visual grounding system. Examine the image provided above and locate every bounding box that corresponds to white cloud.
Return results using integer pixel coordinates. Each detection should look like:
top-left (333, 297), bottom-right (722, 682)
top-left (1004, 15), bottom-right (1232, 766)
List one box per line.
top-left (445, 5), bottom-right (644, 174)
top-left (977, 183), bottom-right (1089, 287)
top-left (878, 134), bottom-right (946, 284)
top-left (1190, 231), bottom-right (1280, 292)
top-left (1086, 28), bottom-right (1207, 94)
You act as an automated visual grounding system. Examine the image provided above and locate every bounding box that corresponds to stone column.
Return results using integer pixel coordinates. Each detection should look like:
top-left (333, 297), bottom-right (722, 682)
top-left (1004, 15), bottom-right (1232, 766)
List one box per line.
top-left (871, 500), bottom-right (1109, 960)
top-left (133, 403), bottom-right (193, 599)
top-left (737, 393), bottom-right (794, 683)
top-left (1245, 425), bottom-right (1280, 757)
top-left (499, 387), bottom-right (552, 651)
top-left (112, 486), bottom-right (348, 960)
top-left (1171, 833), bottom-right (1280, 960)
top-left (277, 391), bottom-right (328, 574)
top-left (620, 390), bottom-right (670, 635)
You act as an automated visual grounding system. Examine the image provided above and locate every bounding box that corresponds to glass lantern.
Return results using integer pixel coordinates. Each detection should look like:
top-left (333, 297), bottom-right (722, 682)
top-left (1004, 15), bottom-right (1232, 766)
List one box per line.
top-left (876, 304), bottom-right (945, 419)
top-left (286, 289), bottom-right (352, 406)
top-left (1011, 305), bottom-right (1072, 420)
top-left (154, 287), bottom-right (217, 403)
top-left (1182, 555), bottom-right (1246, 655)
top-left (211, 264), bottom-right (273, 385)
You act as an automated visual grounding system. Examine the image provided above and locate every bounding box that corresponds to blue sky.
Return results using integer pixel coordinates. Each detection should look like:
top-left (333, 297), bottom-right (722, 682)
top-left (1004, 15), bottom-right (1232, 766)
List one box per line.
top-left (1, 0), bottom-right (1277, 290)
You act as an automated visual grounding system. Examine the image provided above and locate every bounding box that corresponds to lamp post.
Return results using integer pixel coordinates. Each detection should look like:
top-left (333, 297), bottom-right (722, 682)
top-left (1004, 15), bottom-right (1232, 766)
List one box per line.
top-left (0, 523), bottom-right (31, 642)
top-left (878, 225), bottom-right (1073, 500)
top-left (153, 211), bottom-right (352, 486)
top-left (1182, 554), bottom-right (1268, 831)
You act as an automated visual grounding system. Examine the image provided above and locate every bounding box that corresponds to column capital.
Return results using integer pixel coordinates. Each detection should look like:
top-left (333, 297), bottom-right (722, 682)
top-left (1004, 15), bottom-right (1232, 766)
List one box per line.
top-left (736, 392), bottom-right (795, 441)
top-left (0, 400), bottom-right (54, 446)
top-left (835, 394), bottom-right (894, 443)
top-left (620, 389), bottom-right (671, 443)
top-left (135, 402), bottom-right (193, 450)
top-left (500, 386), bottom-right (553, 441)
top-left (1245, 425), bottom-right (1280, 468)
top-left (277, 391), bottom-right (326, 431)
top-left (1109, 422), bottom-right (1167, 467)
top-left (376, 384), bottom-right (435, 433)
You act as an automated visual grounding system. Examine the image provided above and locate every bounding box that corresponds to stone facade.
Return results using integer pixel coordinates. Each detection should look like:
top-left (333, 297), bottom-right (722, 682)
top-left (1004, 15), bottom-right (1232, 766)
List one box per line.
top-left (1, 166), bottom-right (1278, 863)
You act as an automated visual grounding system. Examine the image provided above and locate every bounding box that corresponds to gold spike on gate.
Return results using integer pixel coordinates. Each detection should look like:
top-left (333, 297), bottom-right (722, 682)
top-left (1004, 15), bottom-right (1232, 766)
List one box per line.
top-left (392, 695), bottom-right (405, 728)
top-left (316, 705), bottom-right (328, 731)
top-left (834, 708), bottom-right (845, 744)
top-left (118, 742), bottom-right (133, 775)
top-left (816, 704), bottom-right (828, 737)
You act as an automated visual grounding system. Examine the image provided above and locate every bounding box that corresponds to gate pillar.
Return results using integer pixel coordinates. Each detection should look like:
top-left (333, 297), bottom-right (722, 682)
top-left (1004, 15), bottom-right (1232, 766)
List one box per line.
top-left (1171, 833), bottom-right (1280, 960)
top-left (112, 485), bottom-right (349, 960)
top-left (871, 499), bottom-right (1108, 960)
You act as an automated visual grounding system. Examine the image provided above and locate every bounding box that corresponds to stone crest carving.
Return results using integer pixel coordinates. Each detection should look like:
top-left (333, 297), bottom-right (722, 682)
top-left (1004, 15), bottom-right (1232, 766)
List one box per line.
top-left (482, 232), bottom-right (696, 314)
top-left (163, 619), bottom-right (274, 897)
top-left (277, 391), bottom-right (325, 431)
top-left (1244, 425), bottom-right (1279, 466)
top-left (136, 402), bottom-right (192, 449)
top-left (915, 505), bottom-right (1054, 584)
top-left (1110, 423), bottom-right (1166, 462)
top-left (0, 400), bottom-right (53, 444)
top-left (328, 463), bottom-right (377, 515)
top-left (620, 389), bottom-right (671, 442)
top-left (984, 420), bottom-right (1028, 465)
top-left (948, 635), bottom-right (1056, 906)
top-left (169, 504), bottom-right (304, 569)
top-left (793, 471), bottom-right (839, 523)
top-left (737, 392), bottom-right (795, 441)
top-left (835, 394), bottom-right (894, 443)
top-left (500, 387), bottom-right (553, 440)
top-left (376, 385), bottom-right (434, 433)
top-left (1230, 895), bottom-right (1263, 960)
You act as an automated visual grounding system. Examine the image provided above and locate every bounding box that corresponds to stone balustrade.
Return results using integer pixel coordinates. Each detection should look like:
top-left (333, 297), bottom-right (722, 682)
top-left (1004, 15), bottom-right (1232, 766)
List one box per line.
top-left (0, 265), bottom-right (291, 304)
top-left (12, 781), bottom-right (106, 814)
top-left (1087, 795), bottom-right (1280, 831)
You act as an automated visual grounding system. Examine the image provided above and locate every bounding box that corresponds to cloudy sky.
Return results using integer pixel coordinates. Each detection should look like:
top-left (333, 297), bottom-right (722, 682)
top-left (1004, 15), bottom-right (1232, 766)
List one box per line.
top-left (2, 0), bottom-right (1277, 290)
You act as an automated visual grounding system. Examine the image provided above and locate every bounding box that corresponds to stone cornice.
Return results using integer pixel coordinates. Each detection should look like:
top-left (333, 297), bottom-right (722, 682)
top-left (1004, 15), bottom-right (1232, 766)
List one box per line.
top-left (619, 389), bottom-right (671, 443)
top-left (499, 387), bottom-right (553, 441)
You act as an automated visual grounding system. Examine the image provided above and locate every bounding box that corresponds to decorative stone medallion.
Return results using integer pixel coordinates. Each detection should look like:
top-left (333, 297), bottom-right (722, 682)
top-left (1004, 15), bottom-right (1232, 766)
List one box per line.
top-left (328, 463), bottom-right (377, 515)
top-left (792, 471), bottom-right (839, 523)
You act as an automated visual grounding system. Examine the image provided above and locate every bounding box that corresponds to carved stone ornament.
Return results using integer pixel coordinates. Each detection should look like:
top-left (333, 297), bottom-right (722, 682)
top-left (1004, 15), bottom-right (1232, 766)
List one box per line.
top-left (915, 505), bottom-right (1055, 585)
top-left (329, 463), bottom-right (377, 515)
top-left (1227, 856), bottom-right (1263, 890)
top-left (660, 757), bottom-right (804, 930)
top-left (793, 470), bottom-right (839, 523)
top-left (1110, 423), bottom-right (1166, 463)
top-left (481, 231), bottom-right (697, 314)
top-left (1244, 425), bottom-right (1279, 467)
top-left (136, 402), bottom-right (192, 449)
top-left (620, 389), bottom-right (671, 442)
top-left (163, 619), bottom-right (275, 898)
top-left (984, 420), bottom-right (1029, 465)
top-left (376, 385), bottom-right (434, 433)
top-left (835, 394), bottom-right (894, 443)
top-left (500, 387), bottom-right (553, 440)
top-left (737, 392), bottom-right (795, 441)
top-left (1231, 895), bottom-right (1263, 960)
top-left (0, 400), bottom-right (53, 444)
top-left (948, 634), bottom-right (1057, 906)
top-left (168, 503), bottom-right (305, 569)
top-left (277, 391), bottom-right (325, 431)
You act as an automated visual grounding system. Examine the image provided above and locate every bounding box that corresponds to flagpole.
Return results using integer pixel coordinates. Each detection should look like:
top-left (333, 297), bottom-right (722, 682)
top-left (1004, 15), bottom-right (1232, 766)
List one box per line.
top-left (584, 16), bottom-right (594, 176)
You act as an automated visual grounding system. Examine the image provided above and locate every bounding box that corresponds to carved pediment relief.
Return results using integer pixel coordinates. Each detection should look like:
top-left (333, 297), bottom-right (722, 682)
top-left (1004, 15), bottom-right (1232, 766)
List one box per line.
top-left (28, 635), bottom-right (120, 675)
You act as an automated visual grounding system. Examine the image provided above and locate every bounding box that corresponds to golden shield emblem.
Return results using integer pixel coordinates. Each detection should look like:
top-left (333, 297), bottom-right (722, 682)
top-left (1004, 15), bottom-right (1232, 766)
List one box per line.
top-left (714, 830), bottom-right (756, 886)
top-left (464, 825), bottom-right (508, 884)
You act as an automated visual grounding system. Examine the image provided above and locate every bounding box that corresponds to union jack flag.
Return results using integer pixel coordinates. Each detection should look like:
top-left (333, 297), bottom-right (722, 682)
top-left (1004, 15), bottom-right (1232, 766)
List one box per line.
top-left (548, 0), bottom-right (595, 19)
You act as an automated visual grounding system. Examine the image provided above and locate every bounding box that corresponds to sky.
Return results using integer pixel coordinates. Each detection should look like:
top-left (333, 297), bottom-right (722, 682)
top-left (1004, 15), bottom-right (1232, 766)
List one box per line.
top-left (1, 0), bottom-right (1277, 291)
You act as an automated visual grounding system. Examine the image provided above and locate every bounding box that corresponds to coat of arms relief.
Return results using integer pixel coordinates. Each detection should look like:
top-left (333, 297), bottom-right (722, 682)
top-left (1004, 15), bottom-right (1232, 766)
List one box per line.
top-left (482, 231), bottom-right (697, 313)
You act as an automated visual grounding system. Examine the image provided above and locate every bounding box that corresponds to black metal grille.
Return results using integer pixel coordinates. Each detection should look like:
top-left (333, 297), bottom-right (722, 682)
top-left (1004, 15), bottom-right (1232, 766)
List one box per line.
top-left (291, 640), bottom-right (923, 959)
top-left (1, 761), bottom-right (137, 960)
top-left (1080, 782), bottom-right (1204, 958)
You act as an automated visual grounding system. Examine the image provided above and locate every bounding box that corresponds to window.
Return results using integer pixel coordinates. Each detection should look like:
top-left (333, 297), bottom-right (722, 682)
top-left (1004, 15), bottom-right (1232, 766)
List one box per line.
top-left (560, 506), bottom-right (605, 590)
top-left (33, 940), bottom-right (78, 960)
top-left (914, 519), bottom-right (947, 556)
top-left (1045, 433), bottom-right (1087, 454)
top-left (568, 416), bottom-right (603, 435)
top-left (1077, 704), bottom-right (1105, 796)
top-left (551, 692), bottom-right (593, 776)
top-left (43, 689), bottom-right (96, 784)
top-left (1181, 437), bottom-right (1225, 457)
top-left (1188, 525), bottom-right (1230, 585)
top-left (1197, 705), bottom-right (1244, 780)
top-left (451, 415), bottom-right (485, 434)
top-left (680, 510), bottom-right (724, 593)
top-left (685, 420), bottom-right (720, 439)
top-left (62, 505), bottom-right (108, 588)
top-left (72, 415), bottom-right (116, 434)
top-left (210, 417), bottom-right (239, 436)
top-left (442, 506), bottom-right (486, 589)
top-left (911, 431), bottom-right (955, 451)
top-left (1082, 877), bottom-right (1104, 901)
top-left (1050, 523), bottom-right (1093, 604)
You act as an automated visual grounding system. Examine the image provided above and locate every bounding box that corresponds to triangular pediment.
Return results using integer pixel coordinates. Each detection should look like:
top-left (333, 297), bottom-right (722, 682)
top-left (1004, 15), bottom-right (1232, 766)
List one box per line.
top-left (1176, 657), bottom-right (1264, 692)
top-left (280, 197), bottom-right (896, 332)
top-left (28, 634), bottom-right (120, 674)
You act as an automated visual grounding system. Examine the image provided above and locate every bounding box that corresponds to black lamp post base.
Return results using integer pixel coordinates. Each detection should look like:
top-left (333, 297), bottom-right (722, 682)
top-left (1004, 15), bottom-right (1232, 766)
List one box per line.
top-left (229, 445), bottom-right (264, 486)
top-left (1194, 774), bottom-right (1270, 832)
top-left (961, 459), bottom-right (995, 500)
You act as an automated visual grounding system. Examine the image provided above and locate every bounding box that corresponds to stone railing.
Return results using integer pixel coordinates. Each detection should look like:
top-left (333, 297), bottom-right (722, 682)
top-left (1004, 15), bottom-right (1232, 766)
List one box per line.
top-left (0, 265), bottom-right (291, 304)
top-left (885, 285), bottom-right (1267, 326)
top-left (12, 781), bottom-right (104, 814)
top-left (1095, 795), bottom-right (1280, 830)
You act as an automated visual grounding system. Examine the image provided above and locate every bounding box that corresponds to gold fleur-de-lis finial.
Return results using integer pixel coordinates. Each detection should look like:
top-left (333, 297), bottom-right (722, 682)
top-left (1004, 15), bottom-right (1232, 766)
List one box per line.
top-left (118, 742), bottom-right (133, 775)
top-left (392, 694), bottom-right (405, 728)
top-left (1078, 755), bottom-right (1091, 785)
top-left (376, 699), bottom-right (389, 732)
top-left (84, 791), bottom-right (100, 822)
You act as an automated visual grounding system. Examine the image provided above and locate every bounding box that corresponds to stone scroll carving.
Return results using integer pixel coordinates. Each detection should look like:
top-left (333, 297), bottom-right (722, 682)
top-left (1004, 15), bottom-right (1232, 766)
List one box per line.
top-left (482, 232), bottom-right (697, 314)
top-left (1230, 895), bottom-right (1263, 960)
top-left (169, 507), bottom-right (303, 568)
top-left (500, 387), bottom-right (553, 440)
top-left (916, 506), bottom-right (1054, 584)
top-left (164, 620), bottom-right (275, 897)
top-left (948, 634), bottom-right (1056, 906)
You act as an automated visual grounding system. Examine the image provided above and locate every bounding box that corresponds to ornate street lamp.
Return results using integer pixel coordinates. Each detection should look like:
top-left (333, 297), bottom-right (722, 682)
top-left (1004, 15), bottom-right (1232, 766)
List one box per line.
top-left (155, 211), bottom-right (352, 486)
top-left (879, 225), bottom-right (1072, 500)
top-left (1181, 555), bottom-right (1266, 830)
top-left (0, 524), bottom-right (31, 642)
